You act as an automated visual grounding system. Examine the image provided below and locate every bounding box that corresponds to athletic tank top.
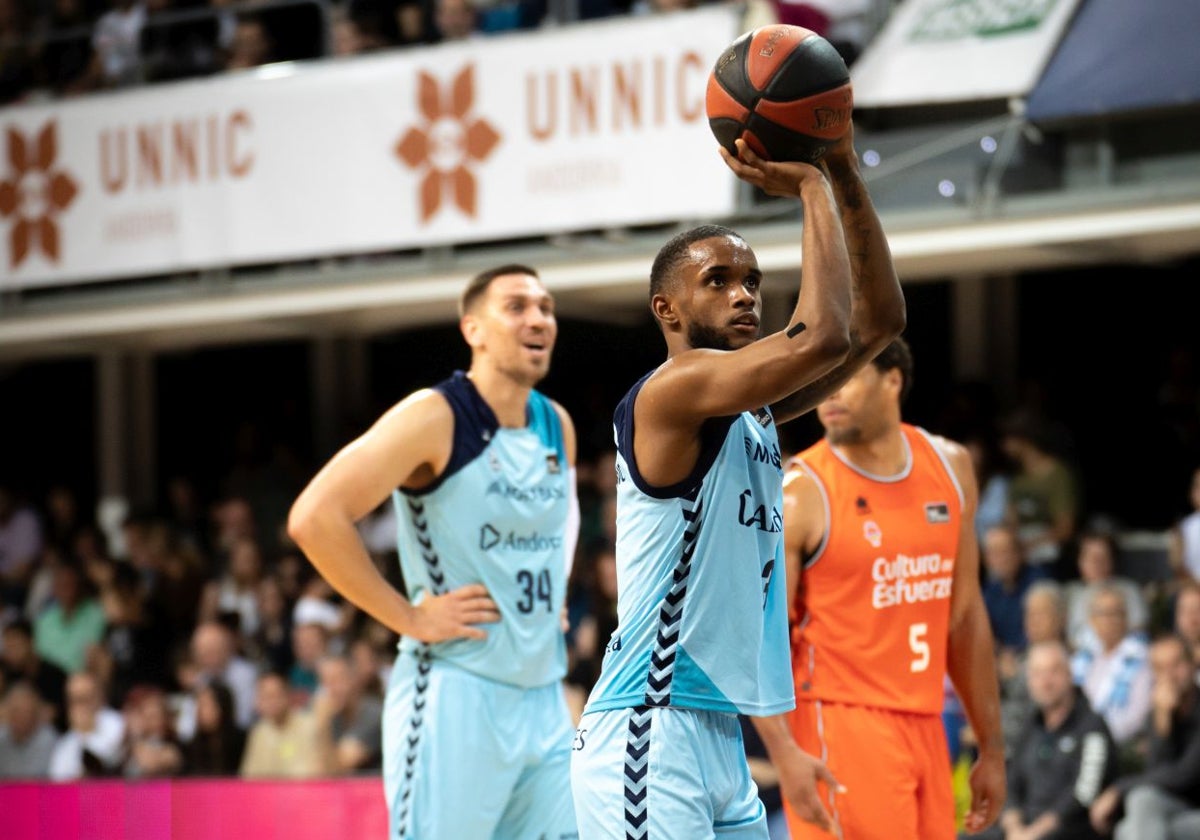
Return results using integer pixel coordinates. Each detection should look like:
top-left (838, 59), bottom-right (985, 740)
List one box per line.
top-left (791, 424), bottom-right (963, 715)
top-left (393, 371), bottom-right (569, 688)
top-left (585, 371), bottom-right (795, 716)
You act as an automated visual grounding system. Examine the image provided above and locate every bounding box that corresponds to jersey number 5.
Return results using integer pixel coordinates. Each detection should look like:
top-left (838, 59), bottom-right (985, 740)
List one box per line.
top-left (909, 622), bottom-right (930, 673)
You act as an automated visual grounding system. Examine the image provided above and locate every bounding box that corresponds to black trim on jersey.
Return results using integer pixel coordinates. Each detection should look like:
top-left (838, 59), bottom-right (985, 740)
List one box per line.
top-left (614, 371), bottom-right (739, 501)
top-left (401, 371), bottom-right (502, 498)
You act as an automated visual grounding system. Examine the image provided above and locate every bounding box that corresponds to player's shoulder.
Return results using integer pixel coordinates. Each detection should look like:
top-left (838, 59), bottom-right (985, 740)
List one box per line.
top-left (376, 388), bottom-right (455, 441)
top-left (909, 426), bottom-right (975, 492)
top-left (782, 450), bottom-right (826, 499)
top-left (544, 396), bottom-right (578, 464)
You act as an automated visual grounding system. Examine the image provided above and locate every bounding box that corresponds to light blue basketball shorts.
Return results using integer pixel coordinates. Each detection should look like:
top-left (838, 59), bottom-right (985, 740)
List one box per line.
top-left (570, 705), bottom-right (768, 840)
top-left (382, 649), bottom-right (578, 840)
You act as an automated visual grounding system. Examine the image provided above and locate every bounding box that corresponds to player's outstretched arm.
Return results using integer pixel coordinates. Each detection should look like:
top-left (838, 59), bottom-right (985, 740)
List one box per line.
top-left (287, 390), bottom-right (500, 643)
top-left (642, 140), bottom-right (853, 428)
top-left (770, 125), bottom-right (907, 425)
top-left (942, 437), bottom-right (1006, 834)
top-left (751, 714), bottom-right (843, 837)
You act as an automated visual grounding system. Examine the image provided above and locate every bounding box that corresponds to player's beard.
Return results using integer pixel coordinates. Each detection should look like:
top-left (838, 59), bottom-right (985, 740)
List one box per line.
top-left (687, 320), bottom-right (736, 351)
top-left (826, 424), bottom-right (865, 446)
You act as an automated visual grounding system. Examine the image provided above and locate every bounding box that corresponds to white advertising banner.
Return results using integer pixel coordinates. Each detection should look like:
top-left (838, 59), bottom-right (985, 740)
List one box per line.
top-left (849, 0), bottom-right (1082, 108)
top-left (0, 7), bottom-right (741, 290)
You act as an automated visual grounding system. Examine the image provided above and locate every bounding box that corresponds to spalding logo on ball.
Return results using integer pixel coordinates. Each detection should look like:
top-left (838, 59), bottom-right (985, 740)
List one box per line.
top-left (706, 25), bottom-right (853, 165)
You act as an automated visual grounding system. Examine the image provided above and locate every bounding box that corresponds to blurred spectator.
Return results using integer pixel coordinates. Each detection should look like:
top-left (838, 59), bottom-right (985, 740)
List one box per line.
top-left (190, 620), bottom-right (257, 728)
top-left (1, 619), bottom-right (67, 729)
top-left (773, 0), bottom-right (871, 64)
top-left (96, 561), bottom-right (172, 706)
top-left (139, 0), bottom-right (221, 82)
top-left (287, 620), bottom-right (330, 704)
top-left (91, 0), bottom-right (147, 87)
top-left (240, 671), bottom-right (331, 778)
top-left (432, 0), bottom-right (477, 41)
top-left (1066, 530), bottom-right (1148, 649)
top-left (985, 640), bottom-right (1117, 840)
top-left (0, 0), bottom-right (33, 103)
top-left (0, 485), bottom-right (43, 609)
top-left (1001, 412), bottom-right (1080, 570)
top-left (982, 524), bottom-right (1047, 652)
top-left (37, 0), bottom-right (96, 94)
top-left (347, 635), bottom-right (387, 701)
top-left (181, 679), bottom-right (245, 775)
top-left (48, 672), bottom-right (126, 780)
top-left (200, 535), bottom-right (264, 637)
top-left (33, 560), bottom-right (106, 674)
top-left (1089, 634), bottom-right (1200, 839)
top-left (1169, 466), bottom-right (1200, 584)
top-left (1174, 583), bottom-right (1200, 671)
top-left (1071, 586), bottom-right (1153, 746)
top-left (246, 575), bottom-right (293, 674)
top-left (314, 654), bottom-right (382, 774)
top-left (0, 681), bottom-right (57, 778)
top-left (121, 685), bottom-right (182, 777)
top-left (566, 541), bottom-right (618, 691)
top-left (24, 544), bottom-right (64, 620)
top-left (998, 580), bottom-right (1067, 756)
top-left (42, 485), bottom-right (82, 554)
top-left (966, 434), bottom-right (1012, 542)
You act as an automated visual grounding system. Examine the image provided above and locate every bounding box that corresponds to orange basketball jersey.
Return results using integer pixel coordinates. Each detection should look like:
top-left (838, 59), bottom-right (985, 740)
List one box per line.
top-left (790, 424), bottom-right (962, 715)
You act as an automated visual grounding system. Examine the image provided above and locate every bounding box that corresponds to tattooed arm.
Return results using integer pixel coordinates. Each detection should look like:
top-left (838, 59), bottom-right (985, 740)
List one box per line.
top-left (770, 125), bottom-right (907, 426)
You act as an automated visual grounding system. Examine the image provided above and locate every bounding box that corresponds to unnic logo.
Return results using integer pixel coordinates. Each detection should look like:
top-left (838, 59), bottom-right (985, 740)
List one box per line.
top-left (0, 122), bottom-right (79, 269)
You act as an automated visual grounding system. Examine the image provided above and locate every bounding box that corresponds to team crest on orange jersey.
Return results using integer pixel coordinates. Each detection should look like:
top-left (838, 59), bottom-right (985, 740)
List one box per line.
top-left (863, 520), bottom-right (882, 548)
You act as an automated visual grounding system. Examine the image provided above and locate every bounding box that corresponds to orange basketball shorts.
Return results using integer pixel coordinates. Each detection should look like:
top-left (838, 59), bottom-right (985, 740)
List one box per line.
top-left (785, 700), bottom-right (955, 840)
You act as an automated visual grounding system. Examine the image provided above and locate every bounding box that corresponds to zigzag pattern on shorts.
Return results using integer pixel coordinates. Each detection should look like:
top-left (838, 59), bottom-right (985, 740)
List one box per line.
top-left (407, 497), bottom-right (447, 594)
top-left (395, 649), bottom-right (432, 838)
top-left (644, 484), bottom-right (703, 707)
top-left (623, 706), bottom-right (652, 840)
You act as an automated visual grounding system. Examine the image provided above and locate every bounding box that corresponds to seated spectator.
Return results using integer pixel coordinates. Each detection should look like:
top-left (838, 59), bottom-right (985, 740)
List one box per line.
top-left (190, 621), bottom-right (257, 729)
top-left (347, 635), bottom-right (387, 702)
top-left (90, 0), bottom-right (147, 87)
top-left (432, 0), bottom-right (477, 41)
top-left (121, 686), bottom-right (182, 778)
top-left (239, 671), bottom-right (330, 778)
top-left (1071, 586), bottom-right (1153, 746)
top-left (0, 681), bottom-right (57, 778)
top-left (287, 620), bottom-right (329, 705)
top-left (983, 640), bottom-right (1117, 840)
top-left (966, 434), bottom-right (1012, 543)
top-left (1174, 582), bottom-right (1200, 671)
top-left (97, 561), bottom-right (171, 706)
top-left (139, 0), bottom-right (221, 82)
top-left (999, 580), bottom-right (1067, 756)
top-left (48, 672), bottom-right (126, 780)
top-left (1089, 634), bottom-right (1200, 838)
top-left (246, 575), bottom-right (293, 675)
top-left (982, 524), bottom-right (1046, 652)
top-left (1001, 412), bottom-right (1079, 570)
top-left (1065, 530), bottom-right (1148, 648)
top-left (1, 619), bottom-right (67, 730)
top-left (200, 536), bottom-right (264, 637)
top-left (314, 654), bottom-right (382, 774)
top-left (0, 484), bottom-right (43, 609)
top-left (224, 15), bottom-right (274, 71)
top-left (182, 680), bottom-right (245, 776)
top-left (33, 560), bottom-right (106, 675)
top-left (1170, 466), bottom-right (1200, 584)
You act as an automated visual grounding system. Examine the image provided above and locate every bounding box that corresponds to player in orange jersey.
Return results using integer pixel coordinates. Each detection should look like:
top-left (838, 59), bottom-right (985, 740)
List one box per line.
top-left (781, 337), bottom-right (1005, 839)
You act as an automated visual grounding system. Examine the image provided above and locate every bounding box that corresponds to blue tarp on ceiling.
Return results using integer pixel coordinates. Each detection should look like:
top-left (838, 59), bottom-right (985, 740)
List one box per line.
top-left (1026, 0), bottom-right (1200, 124)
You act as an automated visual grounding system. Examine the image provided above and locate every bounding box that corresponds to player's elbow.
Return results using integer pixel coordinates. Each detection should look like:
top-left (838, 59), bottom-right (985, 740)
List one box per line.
top-left (860, 297), bottom-right (908, 355)
top-left (286, 496), bottom-right (319, 550)
top-left (802, 319), bottom-right (852, 371)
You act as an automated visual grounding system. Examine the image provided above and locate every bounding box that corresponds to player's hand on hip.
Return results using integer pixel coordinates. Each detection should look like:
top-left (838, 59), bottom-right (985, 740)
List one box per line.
top-left (777, 747), bottom-right (844, 838)
top-left (962, 750), bottom-right (1006, 834)
top-left (409, 584), bottom-right (500, 643)
top-left (719, 139), bottom-right (825, 199)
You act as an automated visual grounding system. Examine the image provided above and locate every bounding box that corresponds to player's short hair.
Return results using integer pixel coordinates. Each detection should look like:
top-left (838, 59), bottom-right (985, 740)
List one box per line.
top-left (649, 224), bottom-right (745, 300)
top-left (869, 337), bottom-right (915, 403)
top-left (459, 264), bottom-right (540, 317)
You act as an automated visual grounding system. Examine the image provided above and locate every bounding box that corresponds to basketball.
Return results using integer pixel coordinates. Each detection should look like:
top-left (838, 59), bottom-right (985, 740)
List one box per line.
top-left (706, 25), bottom-right (853, 165)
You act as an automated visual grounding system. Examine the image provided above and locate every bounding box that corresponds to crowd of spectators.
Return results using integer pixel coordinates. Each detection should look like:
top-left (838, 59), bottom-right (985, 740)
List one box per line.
top-left (0, 0), bottom-right (881, 105)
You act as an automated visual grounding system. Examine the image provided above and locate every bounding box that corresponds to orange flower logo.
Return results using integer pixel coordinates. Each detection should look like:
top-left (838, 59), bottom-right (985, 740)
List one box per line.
top-left (395, 66), bottom-right (501, 222)
top-left (0, 122), bottom-right (79, 269)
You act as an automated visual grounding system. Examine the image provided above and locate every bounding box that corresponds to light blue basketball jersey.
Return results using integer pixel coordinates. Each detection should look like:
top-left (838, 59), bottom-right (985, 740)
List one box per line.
top-left (585, 371), bottom-right (795, 716)
top-left (392, 371), bottom-right (569, 689)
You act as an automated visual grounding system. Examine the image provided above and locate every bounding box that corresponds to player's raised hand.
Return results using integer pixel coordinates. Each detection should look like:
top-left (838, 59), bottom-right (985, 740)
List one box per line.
top-left (776, 746), bottom-right (845, 839)
top-left (408, 583), bottom-right (500, 643)
top-left (719, 139), bottom-right (826, 199)
top-left (962, 750), bottom-right (1006, 834)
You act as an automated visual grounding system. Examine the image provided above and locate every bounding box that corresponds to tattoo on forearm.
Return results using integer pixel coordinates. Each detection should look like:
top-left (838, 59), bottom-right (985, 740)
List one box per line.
top-left (786, 322), bottom-right (807, 338)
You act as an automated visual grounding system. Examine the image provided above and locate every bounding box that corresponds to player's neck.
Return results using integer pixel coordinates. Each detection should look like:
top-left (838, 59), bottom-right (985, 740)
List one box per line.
top-left (467, 367), bottom-right (532, 428)
top-left (834, 425), bottom-right (907, 478)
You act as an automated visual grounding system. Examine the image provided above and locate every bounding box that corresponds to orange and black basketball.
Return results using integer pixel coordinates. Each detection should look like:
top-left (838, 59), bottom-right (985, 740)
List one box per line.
top-left (706, 25), bottom-right (853, 165)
